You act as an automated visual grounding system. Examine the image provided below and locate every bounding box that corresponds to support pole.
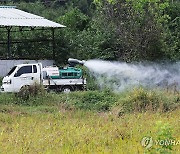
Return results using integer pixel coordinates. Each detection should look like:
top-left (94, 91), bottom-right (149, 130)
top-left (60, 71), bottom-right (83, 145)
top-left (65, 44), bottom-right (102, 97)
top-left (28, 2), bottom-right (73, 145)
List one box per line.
top-left (6, 26), bottom-right (12, 59)
top-left (52, 28), bottom-right (55, 59)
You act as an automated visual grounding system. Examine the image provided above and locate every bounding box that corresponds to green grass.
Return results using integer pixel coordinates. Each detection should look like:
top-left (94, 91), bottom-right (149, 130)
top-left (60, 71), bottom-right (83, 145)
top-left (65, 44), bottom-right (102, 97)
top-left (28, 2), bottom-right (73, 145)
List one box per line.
top-left (1, 88), bottom-right (179, 113)
top-left (0, 88), bottom-right (179, 153)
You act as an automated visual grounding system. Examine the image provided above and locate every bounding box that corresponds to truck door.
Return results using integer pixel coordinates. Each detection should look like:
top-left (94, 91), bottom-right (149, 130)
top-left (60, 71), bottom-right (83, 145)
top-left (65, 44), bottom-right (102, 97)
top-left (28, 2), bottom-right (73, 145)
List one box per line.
top-left (13, 65), bottom-right (34, 92)
top-left (32, 64), bottom-right (41, 84)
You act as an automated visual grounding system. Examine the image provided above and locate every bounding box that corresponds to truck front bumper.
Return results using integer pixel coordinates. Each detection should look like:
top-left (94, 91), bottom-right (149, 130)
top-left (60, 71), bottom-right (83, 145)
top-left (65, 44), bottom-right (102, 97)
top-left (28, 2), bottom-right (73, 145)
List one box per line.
top-left (0, 85), bottom-right (14, 93)
top-left (0, 85), bottom-right (5, 92)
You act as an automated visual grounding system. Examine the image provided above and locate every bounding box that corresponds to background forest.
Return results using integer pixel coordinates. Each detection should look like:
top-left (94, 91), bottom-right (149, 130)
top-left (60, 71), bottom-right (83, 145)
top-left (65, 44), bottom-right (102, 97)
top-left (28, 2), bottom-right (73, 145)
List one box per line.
top-left (0, 0), bottom-right (179, 64)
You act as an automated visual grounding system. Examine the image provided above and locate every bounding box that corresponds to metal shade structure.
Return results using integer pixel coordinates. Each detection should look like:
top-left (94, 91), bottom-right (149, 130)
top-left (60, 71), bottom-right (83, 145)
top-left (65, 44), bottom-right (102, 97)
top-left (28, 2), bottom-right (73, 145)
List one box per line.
top-left (0, 6), bottom-right (66, 59)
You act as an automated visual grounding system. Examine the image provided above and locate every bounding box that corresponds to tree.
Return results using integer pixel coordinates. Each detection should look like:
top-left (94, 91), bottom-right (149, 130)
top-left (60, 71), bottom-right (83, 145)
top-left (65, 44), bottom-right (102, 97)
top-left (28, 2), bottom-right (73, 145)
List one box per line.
top-left (93, 0), bottom-right (172, 61)
top-left (164, 0), bottom-right (180, 60)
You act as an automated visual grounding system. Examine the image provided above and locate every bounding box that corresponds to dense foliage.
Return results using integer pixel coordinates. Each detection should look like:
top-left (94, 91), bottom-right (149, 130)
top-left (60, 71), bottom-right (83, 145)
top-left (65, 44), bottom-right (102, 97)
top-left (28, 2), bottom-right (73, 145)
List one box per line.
top-left (0, 0), bottom-right (179, 63)
top-left (1, 88), bottom-right (179, 113)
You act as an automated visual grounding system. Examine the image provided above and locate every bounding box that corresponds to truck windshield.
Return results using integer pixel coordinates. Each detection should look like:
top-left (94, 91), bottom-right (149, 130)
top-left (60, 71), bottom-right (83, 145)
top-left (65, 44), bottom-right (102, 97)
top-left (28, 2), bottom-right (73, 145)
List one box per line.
top-left (7, 66), bottom-right (17, 76)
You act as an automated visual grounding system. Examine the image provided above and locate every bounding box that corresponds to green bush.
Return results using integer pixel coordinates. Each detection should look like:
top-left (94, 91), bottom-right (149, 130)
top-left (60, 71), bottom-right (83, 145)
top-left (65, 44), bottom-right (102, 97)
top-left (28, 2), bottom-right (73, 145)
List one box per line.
top-left (0, 88), bottom-right (179, 113)
top-left (16, 83), bottom-right (46, 101)
top-left (115, 88), bottom-right (180, 114)
top-left (65, 90), bottom-right (118, 111)
top-left (155, 121), bottom-right (174, 153)
top-left (82, 66), bottom-right (100, 90)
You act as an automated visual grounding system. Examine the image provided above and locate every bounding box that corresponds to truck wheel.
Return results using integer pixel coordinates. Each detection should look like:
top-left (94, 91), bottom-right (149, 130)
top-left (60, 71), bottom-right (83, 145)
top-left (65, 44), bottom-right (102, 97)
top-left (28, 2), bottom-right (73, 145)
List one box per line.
top-left (18, 85), bottom-right (30, 100)
top-left (62, 86), bottom-right (72, 93)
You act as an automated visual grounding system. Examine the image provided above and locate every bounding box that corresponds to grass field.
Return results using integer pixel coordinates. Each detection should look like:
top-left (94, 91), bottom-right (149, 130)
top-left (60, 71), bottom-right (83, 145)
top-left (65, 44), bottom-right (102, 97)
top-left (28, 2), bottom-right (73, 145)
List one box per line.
top-left (0, 89), bottom-right (179, 153)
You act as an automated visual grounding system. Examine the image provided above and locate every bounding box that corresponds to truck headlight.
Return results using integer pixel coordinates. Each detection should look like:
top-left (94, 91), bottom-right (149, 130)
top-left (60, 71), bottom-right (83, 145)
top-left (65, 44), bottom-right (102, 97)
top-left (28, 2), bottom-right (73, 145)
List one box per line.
top-left (3, 80), bottom-right (11, 84)
top-left (7, 80), bottom-right (11, 84)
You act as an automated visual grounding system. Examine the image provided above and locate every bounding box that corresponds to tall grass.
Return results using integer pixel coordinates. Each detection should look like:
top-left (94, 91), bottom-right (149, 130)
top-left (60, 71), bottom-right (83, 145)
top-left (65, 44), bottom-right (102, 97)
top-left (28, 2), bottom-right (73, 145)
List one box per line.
top-left (0, 88), bottom-right (180, 113)
top-left (0, 88), bottom-right (180, 153)
top-left (115, 88), bottom-right (180, 114)
top-left (0, 107), bottom-right (179, 153)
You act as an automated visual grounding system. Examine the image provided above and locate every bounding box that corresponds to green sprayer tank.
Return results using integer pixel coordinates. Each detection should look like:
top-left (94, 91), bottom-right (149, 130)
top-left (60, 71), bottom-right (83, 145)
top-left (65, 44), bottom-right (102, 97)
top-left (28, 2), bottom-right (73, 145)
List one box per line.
top-left (50, 67), bottom-right (82, 79)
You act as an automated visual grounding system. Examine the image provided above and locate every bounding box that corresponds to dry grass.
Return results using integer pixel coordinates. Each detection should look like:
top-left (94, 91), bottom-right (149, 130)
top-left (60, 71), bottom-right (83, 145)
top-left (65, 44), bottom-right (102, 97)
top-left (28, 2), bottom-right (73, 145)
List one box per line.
top-left (0, 105), bottom-right (179, 154)
top-left (0, 88), bottom-right (179, 153)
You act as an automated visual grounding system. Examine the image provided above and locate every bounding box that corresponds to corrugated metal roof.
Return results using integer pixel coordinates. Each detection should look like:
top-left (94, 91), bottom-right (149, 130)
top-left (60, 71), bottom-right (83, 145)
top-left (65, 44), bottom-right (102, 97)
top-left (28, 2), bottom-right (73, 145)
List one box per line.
top-left (0, 6), bottom-right (66, 28)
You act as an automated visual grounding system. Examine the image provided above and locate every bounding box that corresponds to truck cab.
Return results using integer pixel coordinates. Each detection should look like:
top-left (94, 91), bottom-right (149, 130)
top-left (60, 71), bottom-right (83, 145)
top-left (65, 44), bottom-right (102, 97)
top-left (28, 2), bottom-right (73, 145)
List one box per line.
top-left (1, 63), bottom-right (42, 92)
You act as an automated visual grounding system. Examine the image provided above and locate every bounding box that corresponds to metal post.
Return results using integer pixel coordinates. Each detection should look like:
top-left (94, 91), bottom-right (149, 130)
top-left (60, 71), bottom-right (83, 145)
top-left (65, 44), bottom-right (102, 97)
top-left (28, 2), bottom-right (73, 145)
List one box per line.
top-left (52, 28), bottom-right (55, 59)
top-left (6, 26), bottom-right (12, 59)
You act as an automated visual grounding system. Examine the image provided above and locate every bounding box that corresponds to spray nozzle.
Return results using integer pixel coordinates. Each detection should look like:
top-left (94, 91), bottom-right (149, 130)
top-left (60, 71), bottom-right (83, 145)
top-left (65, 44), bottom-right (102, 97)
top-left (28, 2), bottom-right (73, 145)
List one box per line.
top-left (68, 58), bottom-right (86, 67)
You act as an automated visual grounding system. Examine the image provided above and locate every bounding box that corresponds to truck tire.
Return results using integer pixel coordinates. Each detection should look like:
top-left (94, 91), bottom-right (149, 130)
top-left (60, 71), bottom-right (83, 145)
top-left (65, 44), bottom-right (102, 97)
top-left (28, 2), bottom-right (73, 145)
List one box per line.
top-left (18, 85), bottom-right (30, 100)
top-left (61, 86), bottom-right (72, 93)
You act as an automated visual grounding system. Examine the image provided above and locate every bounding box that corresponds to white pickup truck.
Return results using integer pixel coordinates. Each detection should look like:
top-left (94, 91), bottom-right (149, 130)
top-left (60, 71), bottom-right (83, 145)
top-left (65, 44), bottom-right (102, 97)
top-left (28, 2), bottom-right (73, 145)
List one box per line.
top-left (0, 59), bottom-right (86, 93)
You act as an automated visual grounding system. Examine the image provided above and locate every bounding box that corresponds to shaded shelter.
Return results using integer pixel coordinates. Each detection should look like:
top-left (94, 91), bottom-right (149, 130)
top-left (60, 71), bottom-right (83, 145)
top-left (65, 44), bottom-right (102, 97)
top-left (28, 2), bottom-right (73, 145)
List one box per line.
top-left (0, 6), bottom-right (66, 59)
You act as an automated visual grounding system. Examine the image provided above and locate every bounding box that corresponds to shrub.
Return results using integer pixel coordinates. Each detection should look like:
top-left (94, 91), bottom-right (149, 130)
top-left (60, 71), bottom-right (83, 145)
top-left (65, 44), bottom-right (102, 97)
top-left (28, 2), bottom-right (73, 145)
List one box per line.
top-left (114, 88), bottom-right (180, 114)
top-left (65, 90), bottom-right (118, 111)
top-left (16, 83), bottom-right (46, 101)
top-left (156, 121), bottom-right (174, 152)
top-left (146, 121), bottom-right (174, 153)
top-left (1, 87), bottom-right (179, 113)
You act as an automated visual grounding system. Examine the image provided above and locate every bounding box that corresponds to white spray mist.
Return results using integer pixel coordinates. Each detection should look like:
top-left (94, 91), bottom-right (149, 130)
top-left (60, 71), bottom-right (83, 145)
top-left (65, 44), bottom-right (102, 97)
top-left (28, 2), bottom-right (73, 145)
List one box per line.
top-left (84, 60), bottom-right (180, 92)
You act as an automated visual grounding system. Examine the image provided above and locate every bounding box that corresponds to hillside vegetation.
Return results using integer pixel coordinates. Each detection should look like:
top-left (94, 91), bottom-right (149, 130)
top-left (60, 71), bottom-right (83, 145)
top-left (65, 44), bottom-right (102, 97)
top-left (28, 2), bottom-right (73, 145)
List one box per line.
top-left (0, 0), bottom-right (179, 63)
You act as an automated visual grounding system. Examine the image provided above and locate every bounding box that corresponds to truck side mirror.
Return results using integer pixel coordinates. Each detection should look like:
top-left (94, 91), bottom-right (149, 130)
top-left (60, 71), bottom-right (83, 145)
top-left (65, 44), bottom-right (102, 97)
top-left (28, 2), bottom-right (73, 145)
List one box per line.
top-left (14, 72), bottom-right (18, 77)
top-left (14, 71), bottom-right (20, 77)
